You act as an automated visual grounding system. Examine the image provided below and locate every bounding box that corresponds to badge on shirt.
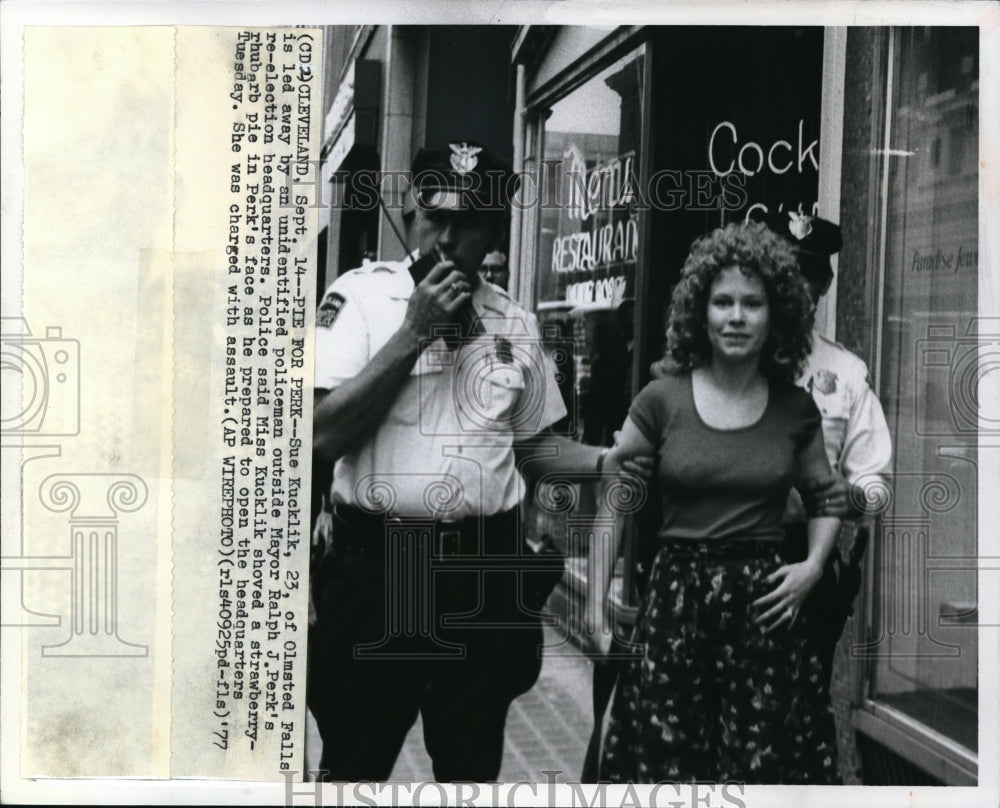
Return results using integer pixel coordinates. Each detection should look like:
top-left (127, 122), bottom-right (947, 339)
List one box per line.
top-left (494, 336), bottom-right (513, 364)
top-left (811, 369), bottom-right (839, 395)
top-left (317, 292), bottom-right (346, 328)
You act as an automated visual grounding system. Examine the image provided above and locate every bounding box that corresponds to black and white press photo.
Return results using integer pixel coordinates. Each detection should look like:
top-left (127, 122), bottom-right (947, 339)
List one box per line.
top-left (1, 5), bottom-right (996, 808)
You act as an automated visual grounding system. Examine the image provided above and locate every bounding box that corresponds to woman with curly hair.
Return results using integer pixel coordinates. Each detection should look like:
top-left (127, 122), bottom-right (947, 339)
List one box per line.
top-left (588, 221), bottom-right (841, 784)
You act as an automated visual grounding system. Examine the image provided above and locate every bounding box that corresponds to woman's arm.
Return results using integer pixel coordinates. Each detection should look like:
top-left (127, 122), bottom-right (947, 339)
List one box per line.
top-left (585, 417), bottom-right (657, 651)
top-left (513, 433), bottom-right (657, 482)
top-left (753, 413), bottom-right (841, 632)
top-left (797, 419), bottom-right (843, 572)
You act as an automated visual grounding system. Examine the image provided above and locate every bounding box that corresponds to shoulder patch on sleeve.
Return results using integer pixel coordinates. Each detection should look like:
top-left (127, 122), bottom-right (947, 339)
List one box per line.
top-left (317, 292), bottom-right (347, 328)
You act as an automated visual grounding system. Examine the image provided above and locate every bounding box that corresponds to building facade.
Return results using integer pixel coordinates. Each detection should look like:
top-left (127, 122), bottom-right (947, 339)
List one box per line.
top-left (315, 24), bottom-right (981, 786)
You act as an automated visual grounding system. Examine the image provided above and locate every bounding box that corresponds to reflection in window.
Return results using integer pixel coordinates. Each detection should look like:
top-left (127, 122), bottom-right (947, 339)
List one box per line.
top-left (527, 49), bottom-right (644, 591)
top-left (535, 50), bottom-right (644, 450)
top-left (868, 27), bottom-right (978, 756)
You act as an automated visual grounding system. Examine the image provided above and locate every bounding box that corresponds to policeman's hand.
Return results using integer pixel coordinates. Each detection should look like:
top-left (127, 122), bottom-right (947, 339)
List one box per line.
top-left (752, 559), bottom-right (823, 634)
top-left (611, 430), bottom-right (656, 480)
top-left (801, 475), bottom-right (852, 519)
top-left (402, 259), bottom-right (472, 341)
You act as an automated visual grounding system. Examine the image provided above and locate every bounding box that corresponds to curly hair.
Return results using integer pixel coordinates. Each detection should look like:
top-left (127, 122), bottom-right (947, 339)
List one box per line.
top-left (665, 221), bottom-right (814, 383)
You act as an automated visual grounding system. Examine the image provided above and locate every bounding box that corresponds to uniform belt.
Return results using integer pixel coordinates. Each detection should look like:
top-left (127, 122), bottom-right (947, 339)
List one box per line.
top-left (332, 505), bottom-right (520, 558)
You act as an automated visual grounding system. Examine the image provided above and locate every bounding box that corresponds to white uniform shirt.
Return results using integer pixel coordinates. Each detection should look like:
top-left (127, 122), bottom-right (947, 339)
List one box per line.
top-left (799, 331), bottom-right (892, 484)
top-left (787, 330), bottom-right (893, 521)
top-left (314, 256), bottom-right (567, 520)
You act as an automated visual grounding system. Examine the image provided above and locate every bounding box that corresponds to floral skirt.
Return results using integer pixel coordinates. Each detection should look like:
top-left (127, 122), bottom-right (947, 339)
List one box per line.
top-left (600, 539), bottom-right (840, 784)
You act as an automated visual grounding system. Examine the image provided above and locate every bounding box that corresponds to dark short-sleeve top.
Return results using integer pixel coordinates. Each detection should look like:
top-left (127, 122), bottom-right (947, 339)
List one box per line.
top-left (629, 373), bottom-right (826, 543)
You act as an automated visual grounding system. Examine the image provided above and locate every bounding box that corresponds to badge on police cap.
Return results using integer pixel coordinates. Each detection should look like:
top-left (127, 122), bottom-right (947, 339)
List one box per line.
top-left (449, 142), bottom-right (482, 175)
top-left (788, 211), bottom-right (814, 241)
top-left (756, 209), bottom-right (843, 257)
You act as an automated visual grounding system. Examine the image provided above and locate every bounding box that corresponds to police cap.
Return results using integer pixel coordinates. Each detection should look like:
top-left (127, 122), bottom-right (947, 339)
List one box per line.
top-left (756, 210), bottom-right (842, 281)
top-left (410, 141), bottom-right (517, 214)
top-left (762, 211), bottom-right (842, 256)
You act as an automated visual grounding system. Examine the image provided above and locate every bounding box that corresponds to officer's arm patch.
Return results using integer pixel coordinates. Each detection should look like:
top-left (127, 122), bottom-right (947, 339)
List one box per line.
top-left (317, 292), bottom-right (347, 328)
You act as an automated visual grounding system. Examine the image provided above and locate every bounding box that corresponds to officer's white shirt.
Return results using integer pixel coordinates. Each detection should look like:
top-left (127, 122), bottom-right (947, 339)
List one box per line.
top-left (799, 331), bottom-right (892, 484)
top-left (787, 330), bottom-right (893, 521)
top-left (314, 255), bottom-right (567, 520)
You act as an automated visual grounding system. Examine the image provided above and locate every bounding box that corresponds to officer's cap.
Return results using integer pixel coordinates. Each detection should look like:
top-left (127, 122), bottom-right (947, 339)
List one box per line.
top-left (410, 141), bottom-right (517, 214)
top-left (759, 211), bottom-right (842, 258)
top-left (755, 210), bottom-right (842, 281)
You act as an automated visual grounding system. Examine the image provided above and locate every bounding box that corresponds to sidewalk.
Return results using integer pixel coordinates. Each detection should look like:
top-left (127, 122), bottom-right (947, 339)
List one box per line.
top-left (305, 625), bottom-right (598, 782)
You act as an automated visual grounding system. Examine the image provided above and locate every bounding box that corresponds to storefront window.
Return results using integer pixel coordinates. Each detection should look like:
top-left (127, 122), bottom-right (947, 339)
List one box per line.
top-left (527, 48), bottom-right (644, 608)
top-left (535, 49), bottom-right (644, 447)
top-left (868, 27), bottom-right (978, 755)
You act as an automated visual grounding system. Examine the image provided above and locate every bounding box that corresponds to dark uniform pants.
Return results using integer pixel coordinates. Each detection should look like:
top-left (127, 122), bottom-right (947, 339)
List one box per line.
top-left (782, 522), bottom-right (864, 687)
top-left (307, 508), bottom-right (544, 782)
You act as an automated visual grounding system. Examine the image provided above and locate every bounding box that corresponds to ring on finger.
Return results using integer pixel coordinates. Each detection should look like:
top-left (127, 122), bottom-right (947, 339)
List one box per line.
top-left (450, 282), bottom-right (463, 295)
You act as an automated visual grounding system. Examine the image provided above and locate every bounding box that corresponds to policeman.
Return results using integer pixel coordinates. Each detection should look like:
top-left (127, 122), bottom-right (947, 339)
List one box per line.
top-left (765, 211), bottom-right (893, 682)
top-left (309, 141), bottom-right (649, 782)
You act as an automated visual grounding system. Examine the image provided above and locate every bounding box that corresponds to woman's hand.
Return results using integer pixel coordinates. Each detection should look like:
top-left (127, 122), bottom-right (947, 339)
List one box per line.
top-left (751, 559), bottom-right (824, 633)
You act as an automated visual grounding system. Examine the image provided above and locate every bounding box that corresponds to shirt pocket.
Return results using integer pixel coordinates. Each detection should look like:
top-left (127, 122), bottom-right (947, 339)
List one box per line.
top-left (452, 351), bottom-right (528, 432)
top-left (481, 363), bottom-right (526, 425)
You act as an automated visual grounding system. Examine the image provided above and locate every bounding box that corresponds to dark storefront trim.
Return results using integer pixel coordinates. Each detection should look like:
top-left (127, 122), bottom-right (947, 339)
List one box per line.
top-left (855, 702), bottom-right (977, 785)
top-left (521, 26), bottom-right (646, 113)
